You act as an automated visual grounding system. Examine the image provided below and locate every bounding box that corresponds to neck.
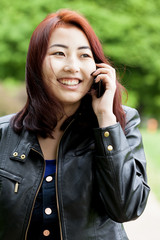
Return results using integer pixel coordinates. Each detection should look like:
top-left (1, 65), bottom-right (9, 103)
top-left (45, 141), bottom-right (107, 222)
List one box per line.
top-left (56, 101), bottom-right (81, 131)
top-left (63, 101), bottom-right (81, 117)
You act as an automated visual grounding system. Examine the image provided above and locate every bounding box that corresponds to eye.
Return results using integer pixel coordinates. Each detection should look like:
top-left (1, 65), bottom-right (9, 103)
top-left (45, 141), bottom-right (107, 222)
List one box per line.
top-left (81, 53), bottom-right (91, 58)
top-left (52, 51), bottom-right (65, 56)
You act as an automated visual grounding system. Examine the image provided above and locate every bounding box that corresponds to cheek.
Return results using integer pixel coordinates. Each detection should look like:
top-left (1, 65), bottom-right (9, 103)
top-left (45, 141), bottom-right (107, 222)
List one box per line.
top-left (49, 59), bottom-right (64, 78)
top-left (84, 61), bottom-right (96, 84)
top-left (86, 61), bottom-right (96, 76)
top-left (42, 58), bottom-right (57, 81)
top-left (42, 58), bottom-right (50, 79)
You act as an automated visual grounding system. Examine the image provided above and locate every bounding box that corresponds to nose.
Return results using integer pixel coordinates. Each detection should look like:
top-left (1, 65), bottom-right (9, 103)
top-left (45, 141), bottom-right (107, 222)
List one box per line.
top-left (63, 57), bottom-right (80, 73)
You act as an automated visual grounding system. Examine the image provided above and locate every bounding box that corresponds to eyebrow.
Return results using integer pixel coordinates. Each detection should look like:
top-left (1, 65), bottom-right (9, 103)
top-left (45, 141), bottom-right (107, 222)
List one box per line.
top-left (49, 44), bottom-right (91, 50)
top-left (49, 44), bottom-right (68, 49)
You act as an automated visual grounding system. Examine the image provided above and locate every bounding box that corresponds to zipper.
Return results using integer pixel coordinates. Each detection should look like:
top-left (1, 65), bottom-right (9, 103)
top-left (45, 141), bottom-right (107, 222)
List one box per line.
top-left (0, 169), bottom-right (22, 193)
top-left (14, 182), bottom-right (19, 193)
top-left (56, 118), bottom-right (75, 240)
top-left (24, 149), bottom-right (45, 240)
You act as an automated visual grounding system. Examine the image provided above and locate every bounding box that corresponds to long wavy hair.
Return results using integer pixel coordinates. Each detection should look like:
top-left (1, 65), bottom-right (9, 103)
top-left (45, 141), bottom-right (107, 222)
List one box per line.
top-left (11, 9), bottom-right (126, 137)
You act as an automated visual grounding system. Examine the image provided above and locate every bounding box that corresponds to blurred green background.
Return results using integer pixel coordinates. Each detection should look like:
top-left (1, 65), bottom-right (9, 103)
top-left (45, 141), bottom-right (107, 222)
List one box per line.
top-left (0, 0), bottom-right (160, 200)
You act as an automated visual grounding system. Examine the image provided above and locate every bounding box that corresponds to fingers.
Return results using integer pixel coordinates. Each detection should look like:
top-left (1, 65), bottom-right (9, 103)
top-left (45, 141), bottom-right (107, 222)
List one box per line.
top-left (92, 63), bottom-right (116, 81)
top-left (91, 63), bottom-right (116, 91)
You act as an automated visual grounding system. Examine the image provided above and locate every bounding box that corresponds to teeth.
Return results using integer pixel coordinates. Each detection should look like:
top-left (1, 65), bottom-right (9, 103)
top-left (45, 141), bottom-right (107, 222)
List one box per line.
top-left (60, 79), bottom-right (79, 86)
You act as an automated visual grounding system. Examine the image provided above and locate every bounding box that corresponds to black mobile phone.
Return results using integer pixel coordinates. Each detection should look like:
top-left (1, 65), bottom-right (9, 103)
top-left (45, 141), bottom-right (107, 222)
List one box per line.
top-left (92, 78), bottom-right (105, 98)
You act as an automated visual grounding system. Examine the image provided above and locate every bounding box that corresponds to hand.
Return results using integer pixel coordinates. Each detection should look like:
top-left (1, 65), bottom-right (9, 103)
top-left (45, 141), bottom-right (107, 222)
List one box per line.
top-left (91, 63), bottom-right (117, 127)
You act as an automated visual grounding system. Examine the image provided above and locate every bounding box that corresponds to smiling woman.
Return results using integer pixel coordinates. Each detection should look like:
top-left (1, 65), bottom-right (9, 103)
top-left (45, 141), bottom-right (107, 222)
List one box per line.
top-left (11, 9), bottom-right (124, 137)
top-left (0, 9), bottom-right (150, 240)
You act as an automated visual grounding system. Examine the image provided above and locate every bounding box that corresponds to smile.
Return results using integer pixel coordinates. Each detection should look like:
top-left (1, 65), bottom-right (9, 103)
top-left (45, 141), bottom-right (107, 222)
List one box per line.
top-left (58, 78), bottom-right (81, 86)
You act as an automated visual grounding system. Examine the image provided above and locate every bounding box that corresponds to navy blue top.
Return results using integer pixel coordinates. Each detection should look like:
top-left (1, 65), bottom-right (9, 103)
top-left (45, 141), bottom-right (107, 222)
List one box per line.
top-left (27, 160), bottom-right (60, 240)
top-left (44, 160), bottom-right (56, 178)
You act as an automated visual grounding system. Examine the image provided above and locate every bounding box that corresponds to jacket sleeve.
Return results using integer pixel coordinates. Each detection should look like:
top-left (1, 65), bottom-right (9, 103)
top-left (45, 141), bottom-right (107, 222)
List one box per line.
top-left (93, 106), bottom-right (150, 223)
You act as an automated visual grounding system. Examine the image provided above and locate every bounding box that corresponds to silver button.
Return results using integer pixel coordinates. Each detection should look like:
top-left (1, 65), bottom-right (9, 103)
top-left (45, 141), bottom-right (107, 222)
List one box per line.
top-left (46, 176), bottom-right (53, 182)
top-left (45, 208), bottom-right (52, 215)
top-left (43, 229), bottom-right (50, 236)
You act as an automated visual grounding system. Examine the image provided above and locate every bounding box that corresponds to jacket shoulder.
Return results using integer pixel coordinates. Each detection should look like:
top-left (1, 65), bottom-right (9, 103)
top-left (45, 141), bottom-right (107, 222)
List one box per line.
top-left (122, 105), bottom-right (138, 114)
top-left (123, 105), bottom-right (140, 120)
top-left (0, 114), bottom-right (15, 132)
top-left (122, 105), bottom-right (141, 131)
top-left (0, 114), bottom-right (17, 145)
top-left (0, 114), bottom-right (15, 125)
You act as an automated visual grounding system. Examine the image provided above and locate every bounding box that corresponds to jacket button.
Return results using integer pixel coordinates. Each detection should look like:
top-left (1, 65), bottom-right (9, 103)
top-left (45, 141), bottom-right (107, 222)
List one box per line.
top-left (13, 152), bottom-right (18, 157)
top-left (104, 131), bottom-right (110, 137)
top-left (21, 154), bottom-right (26, 159)
top-left (107, 145), bottom-right (113, 151)
top-left (45, 208), bottom-right (52, 215)
top-left (43, 230), bottom-right (50, 236)
top-left (46, 176), bottom-right (53, 182)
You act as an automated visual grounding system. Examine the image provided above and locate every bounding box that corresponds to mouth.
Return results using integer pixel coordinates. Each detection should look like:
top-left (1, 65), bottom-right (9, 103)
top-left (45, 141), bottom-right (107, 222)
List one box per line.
top-left (58, 78), bottom-right (81, 86)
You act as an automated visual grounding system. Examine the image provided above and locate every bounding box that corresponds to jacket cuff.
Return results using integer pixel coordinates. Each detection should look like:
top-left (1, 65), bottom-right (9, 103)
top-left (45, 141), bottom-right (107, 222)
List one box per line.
top-left (93, 122), bottom-right (129, 156)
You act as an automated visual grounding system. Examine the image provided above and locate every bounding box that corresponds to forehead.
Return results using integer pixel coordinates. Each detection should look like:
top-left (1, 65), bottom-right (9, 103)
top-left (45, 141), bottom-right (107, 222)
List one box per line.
top-left (49, 26), bottom-right (90, 47)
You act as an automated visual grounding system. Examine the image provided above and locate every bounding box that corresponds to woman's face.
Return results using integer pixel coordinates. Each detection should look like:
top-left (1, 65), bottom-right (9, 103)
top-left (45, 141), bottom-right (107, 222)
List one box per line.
top-left (42, 26), bottom-right (96, 109)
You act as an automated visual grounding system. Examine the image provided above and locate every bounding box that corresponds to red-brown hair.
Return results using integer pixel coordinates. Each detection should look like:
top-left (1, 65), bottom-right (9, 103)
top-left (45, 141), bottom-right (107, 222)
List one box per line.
top-left (12, 9), bottom-right (126, 137)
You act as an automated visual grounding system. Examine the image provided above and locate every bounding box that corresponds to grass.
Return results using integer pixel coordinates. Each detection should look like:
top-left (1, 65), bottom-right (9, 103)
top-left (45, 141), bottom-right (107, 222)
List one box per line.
top-left (140, 129), bottom-right (160, 202)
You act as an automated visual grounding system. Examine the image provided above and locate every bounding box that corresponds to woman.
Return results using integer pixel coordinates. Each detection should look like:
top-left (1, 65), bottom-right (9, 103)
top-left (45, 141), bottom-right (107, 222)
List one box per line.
top-left (0, 9), bottom-right (150, 240)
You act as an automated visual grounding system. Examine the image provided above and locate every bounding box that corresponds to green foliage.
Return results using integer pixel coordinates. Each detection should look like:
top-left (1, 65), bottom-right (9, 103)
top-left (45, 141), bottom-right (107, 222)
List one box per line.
top-left (0, 0), bottom-right (160, 118)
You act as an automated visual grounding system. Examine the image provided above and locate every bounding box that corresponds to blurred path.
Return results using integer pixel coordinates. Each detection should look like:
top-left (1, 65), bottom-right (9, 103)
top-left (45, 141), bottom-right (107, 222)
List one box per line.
top-left (124, 193), bottom-right (160, 240)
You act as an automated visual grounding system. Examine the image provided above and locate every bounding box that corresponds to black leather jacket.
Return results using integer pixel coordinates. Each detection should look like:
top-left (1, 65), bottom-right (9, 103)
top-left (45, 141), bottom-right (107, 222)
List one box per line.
top-left (0, 106), bottom-right (150, 240)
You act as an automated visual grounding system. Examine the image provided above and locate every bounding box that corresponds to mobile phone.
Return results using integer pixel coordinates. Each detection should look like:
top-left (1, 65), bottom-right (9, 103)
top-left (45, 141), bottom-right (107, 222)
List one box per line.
top-left (92, 78), bottom-right (105, 98)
